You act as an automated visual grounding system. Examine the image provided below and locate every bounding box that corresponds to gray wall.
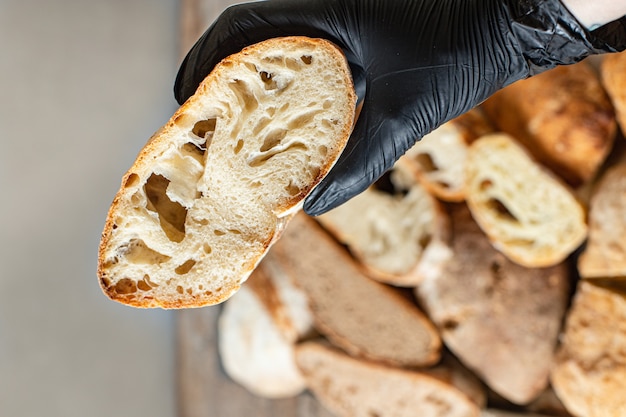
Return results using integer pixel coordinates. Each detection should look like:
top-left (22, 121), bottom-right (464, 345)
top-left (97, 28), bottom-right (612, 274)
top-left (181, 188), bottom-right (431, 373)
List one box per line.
top-left (0, 1), bottom-right (180, 415)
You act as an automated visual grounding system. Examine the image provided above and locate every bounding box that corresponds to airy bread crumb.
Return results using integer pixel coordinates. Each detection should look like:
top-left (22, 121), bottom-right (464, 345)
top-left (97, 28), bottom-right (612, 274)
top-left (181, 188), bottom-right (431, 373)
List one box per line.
top-left (98, 37), bottom-right (356, 308)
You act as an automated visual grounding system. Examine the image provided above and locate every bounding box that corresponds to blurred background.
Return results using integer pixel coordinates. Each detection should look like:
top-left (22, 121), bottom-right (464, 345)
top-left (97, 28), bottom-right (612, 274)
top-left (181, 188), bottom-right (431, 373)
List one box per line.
top-left (1, 0), bottom-right (181, 415)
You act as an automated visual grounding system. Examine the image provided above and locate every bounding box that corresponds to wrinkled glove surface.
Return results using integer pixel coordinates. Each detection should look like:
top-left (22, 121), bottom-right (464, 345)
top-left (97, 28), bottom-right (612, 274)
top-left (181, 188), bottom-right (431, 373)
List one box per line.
top-left (174, 0), bottom-right (626, 215)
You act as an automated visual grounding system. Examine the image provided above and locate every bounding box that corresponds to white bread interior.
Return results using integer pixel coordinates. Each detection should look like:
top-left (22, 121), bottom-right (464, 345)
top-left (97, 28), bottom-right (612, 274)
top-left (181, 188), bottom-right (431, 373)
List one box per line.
top-left (465, 133), bottom-right (587, 268)
top-left (317, 163), bottom-right (451, 286)
top-left (97, 37), bottom-right (356, 308)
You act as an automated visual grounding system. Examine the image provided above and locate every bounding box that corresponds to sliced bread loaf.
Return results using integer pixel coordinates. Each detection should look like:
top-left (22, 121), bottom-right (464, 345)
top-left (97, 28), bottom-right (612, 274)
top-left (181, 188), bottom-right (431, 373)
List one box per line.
top-left (97, 37), bottom-right (356, 308)
top-left (465, 133), bottom-right (587, 267)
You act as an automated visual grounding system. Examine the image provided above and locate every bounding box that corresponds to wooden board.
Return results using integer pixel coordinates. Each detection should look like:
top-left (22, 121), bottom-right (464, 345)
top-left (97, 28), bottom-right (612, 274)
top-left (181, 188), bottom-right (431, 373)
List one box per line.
top-left (175, 1), bottom-right (334, 415)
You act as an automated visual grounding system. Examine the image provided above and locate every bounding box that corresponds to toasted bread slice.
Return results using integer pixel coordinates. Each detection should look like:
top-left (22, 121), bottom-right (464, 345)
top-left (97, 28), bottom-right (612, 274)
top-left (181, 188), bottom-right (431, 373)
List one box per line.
top-left (97, 37), bottom-right (356, 308)
top-left (465, 133), bottom-right (587, 267)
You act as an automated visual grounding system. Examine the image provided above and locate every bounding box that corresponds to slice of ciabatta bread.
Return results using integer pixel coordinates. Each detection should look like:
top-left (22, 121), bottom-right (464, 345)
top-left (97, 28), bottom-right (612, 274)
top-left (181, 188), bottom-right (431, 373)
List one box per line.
top-left (272, 213), bottom-right (442, 368)
top-left (577, 163), bottom-right (626, 278)
top-left (295, 341), bottom-right (482, 417)
top-left (317, 163), bottom-right (451, 287)
top-left (465, 133), bottom-right (587, 268)
top-left (398, 108), bottom-right (494, 202)
top-left (415, 204), bottom-right (570, 405)
top-left (97, 37), bottom-right (356, 308)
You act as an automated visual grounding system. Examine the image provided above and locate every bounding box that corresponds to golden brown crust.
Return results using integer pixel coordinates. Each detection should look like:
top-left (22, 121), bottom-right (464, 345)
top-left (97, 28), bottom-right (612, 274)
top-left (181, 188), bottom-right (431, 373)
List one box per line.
top-left (577, 162), bottom-right (626, 278)
top-left (400, 108), bottom-right (494, 202)
top-left (481, 61), bottom-right (616, 186)
top-left (601, 51), bottom-right (626, 135)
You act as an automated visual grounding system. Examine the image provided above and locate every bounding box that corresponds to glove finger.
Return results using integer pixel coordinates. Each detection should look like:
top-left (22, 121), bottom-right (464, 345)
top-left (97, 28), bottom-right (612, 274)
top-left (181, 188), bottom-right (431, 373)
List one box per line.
top-left (303, 99), bottom-right (420, 216)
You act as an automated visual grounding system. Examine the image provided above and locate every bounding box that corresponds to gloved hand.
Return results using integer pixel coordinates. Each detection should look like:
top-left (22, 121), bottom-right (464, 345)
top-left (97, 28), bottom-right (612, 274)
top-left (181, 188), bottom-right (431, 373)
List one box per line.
top-left (174, 0), bottom-right (626, 216)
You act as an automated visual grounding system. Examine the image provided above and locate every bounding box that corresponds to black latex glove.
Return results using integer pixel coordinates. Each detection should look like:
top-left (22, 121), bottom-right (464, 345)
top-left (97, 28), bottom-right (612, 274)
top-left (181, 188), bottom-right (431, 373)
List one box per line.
top-left (174, 0), bottom-right (626, 216)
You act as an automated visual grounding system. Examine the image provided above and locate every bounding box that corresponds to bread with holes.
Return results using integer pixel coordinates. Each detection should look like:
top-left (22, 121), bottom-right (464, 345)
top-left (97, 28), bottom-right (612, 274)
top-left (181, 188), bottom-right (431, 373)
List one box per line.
top-left (272, 213), bottom-right (442, 367)
top-left (578, 163), bottom-right (626, 279)
top-left (97, 37), bottom-right (356, 308)
top-left (415, 204), bottom-right (570, 405)
top-left (398, 108), bottom-right (494, 202)
top-left (550, 281), bottom-right (626, 417)
top-left (317, 162), bottom-right (451, 287)
top-left (465, 133), bottom-right (587, 268)
top-left (295, 341), bottom-right (483, 417)
top-left (481, 62), bottom-right (616, 186)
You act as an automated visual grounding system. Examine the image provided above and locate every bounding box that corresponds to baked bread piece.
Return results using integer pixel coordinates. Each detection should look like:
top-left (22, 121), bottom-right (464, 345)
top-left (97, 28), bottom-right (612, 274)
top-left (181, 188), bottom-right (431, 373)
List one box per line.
top-left (481, 62), bottom-right (616, 186)
top-left (481, 411), bottom-right (554, 417)
top-left (578, 163), bottom-right (626, 278)
top-left (295, 341), bottom-right (482, 417)
top-left (97, 37), bottom-right (356, 308)
top-left (218, 267), bottom-right (306, 398)
top-left (272, 213), bottom-right (442, 367)
top-left (317, 163), bottom-right (451, 286)
top-left (550, 281), bottom-right (626, 417)
top-left (415, 204), bottom-right (570, 405)
top-left (601, 50), bottom-right (626, 134)
top-left (399, 108), bottom-right (494, 202)
top-left (465, 133), bottom-right (587, 268)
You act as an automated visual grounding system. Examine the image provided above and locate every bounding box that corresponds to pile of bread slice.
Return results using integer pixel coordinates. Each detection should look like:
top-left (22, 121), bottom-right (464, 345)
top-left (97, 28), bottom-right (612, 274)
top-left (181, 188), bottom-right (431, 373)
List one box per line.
top-left (97, 37), bottom-right (626, 417)
top-left (217, 52), bottom-right (626, 417)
